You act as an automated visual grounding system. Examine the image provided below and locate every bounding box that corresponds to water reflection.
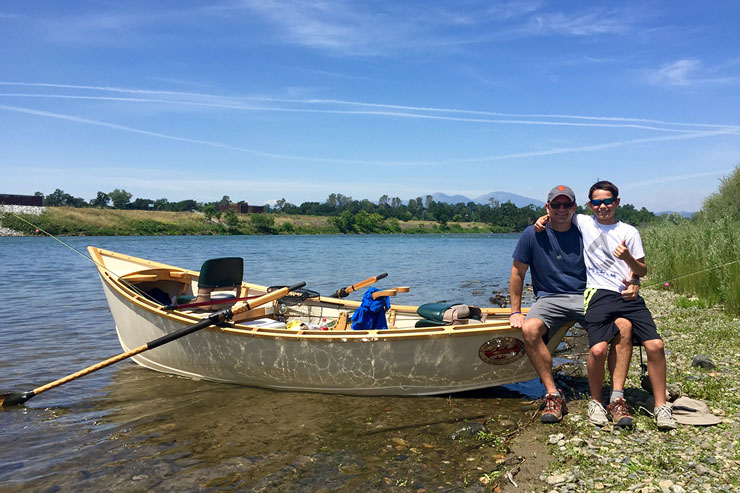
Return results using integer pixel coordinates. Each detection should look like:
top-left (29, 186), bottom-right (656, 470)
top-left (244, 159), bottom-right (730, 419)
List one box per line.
top-left (3, 366), bottom-right (551, 491)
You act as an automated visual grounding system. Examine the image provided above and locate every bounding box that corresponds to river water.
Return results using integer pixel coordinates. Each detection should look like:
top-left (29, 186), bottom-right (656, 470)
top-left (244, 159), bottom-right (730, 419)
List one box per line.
top-left (0, 234), bottom-right (563, 491)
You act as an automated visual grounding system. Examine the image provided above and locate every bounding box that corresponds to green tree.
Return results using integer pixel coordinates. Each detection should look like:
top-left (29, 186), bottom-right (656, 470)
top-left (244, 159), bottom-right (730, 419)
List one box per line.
top-left (353, 211), bottom-right (384, 233)
top-left (250, 213), bottom-right (276, 234)
top-left (90, 191), bottom-right (110, 208)
top-left (44, 189), bottom-right (67, 206)
top-left (109, 189), bottom-right (132, 209)
top-left (203, 204), bottom-right (219, 221)
top-left (332, 210), bottom-right (355, 233)
top-left (701, 164), bottom-right (740, 222)
top-left (130, 198), bottom-right (155, 210)
top-left (154, 198), bottom-right (169, 210)
top-left (223, 210), bottom-right (239, 230)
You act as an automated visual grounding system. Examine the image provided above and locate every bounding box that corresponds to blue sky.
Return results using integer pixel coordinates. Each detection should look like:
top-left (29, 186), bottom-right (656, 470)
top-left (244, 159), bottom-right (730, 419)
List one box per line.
top-left (1, 1), bottom-right (739, 212)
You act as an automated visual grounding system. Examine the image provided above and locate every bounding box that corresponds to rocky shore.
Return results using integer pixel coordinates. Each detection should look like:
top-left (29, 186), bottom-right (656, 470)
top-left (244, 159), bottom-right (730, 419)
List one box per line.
top-left (502, 288), bottom-right (740, 493)
top-left (0, 205), bottom-right (44, 236)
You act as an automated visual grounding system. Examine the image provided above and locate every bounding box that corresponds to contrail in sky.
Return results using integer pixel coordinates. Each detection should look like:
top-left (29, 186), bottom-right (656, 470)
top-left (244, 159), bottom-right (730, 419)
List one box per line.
top-left (0, 92), bottom-right (704, 133)
top-left (1, 103), bottom-right (736, 167)
top-left (1, 81), bottom-right (738, 132)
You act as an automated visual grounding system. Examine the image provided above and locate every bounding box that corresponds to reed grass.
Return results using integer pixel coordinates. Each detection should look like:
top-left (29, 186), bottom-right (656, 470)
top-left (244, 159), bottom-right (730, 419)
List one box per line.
top-left (642, 215), bottom-right (740, 315)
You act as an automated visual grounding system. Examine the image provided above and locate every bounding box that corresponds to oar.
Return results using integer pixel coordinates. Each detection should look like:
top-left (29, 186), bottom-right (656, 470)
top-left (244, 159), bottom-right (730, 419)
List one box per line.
top-left (332, 273), bottom-right (388, 298)
top-left (0, 281), bottom-right (306, 408)
top-left (163, 294), bottom-right (261, 311)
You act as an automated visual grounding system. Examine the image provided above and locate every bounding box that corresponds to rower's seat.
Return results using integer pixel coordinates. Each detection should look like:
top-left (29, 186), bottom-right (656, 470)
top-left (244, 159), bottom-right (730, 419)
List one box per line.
top-left (177, 257), bottom-right (244, 306)
top-left (415, 302), bottom-right (488, 327)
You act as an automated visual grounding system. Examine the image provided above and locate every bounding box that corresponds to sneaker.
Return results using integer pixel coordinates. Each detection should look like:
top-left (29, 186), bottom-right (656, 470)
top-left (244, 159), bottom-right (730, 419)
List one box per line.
top-left (588, 400), bottom-right (609, 426)
top-left (654, 405), bottom-right (677, 430)
top-left (541, 393), bottom-right (567, 423)
top-left (606, 397), bottom-right (634, 428)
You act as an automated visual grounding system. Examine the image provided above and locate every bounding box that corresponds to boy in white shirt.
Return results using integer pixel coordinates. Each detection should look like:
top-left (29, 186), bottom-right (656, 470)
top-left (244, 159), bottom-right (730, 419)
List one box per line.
top-left (577, 181), bottom-right (675, 430)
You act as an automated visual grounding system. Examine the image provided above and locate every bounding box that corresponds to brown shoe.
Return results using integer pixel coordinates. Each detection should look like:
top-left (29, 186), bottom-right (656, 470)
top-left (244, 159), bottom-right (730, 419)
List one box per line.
top-left (606, 397), bottom-right (634, 428)
top-left (541, 393), bottom-right (566, 423)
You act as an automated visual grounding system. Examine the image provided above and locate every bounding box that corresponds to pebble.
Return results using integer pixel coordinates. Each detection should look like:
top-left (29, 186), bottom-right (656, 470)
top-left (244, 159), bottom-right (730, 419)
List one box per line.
top-left (691, 354), bottom-right (716, 370)
top-left (450, 422), bottom-right (485, 440)
top-left (546, 474), bottom-right (568, 485)
top-left (549, 433), bottom-right (566, 444)
top-left (695, 464), bottom-right (710, 476)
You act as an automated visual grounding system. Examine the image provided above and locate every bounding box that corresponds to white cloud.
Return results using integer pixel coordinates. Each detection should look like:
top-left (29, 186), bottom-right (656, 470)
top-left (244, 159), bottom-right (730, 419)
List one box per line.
top-left (645, 58), bottom-right (740, 87)
top-left (529, 9), bottom-right (635, 36)
top-left (647, 59), bottom-right (701, 86)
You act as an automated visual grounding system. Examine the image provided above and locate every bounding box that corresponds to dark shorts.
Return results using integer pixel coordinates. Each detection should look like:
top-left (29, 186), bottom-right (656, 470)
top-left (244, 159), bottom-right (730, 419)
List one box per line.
top-left (583, 289), bottom-right (661, 348)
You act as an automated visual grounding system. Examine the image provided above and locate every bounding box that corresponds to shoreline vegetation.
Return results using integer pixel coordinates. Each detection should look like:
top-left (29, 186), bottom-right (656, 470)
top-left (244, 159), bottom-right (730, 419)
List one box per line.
top-left (0, 206), bottom-right (496, 236)
top-left (1, 187), bottom-right (657, 237)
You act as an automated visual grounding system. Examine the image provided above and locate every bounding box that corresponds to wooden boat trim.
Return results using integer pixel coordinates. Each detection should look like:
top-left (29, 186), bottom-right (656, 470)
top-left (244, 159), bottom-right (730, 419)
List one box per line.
top-left (88, 246), bottom-right (527, 341)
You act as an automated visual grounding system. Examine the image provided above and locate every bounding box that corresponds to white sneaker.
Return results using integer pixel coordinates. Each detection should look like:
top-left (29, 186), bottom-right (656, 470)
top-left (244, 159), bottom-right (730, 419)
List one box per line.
top-left (654, 405), bottom-right (677, 430)
top-left (588, 400), bottom-right (609, 426)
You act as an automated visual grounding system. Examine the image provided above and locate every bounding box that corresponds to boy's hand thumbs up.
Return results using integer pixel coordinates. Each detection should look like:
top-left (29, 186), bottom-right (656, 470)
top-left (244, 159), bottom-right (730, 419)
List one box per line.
top-left (613, 238), bottom-right (630, 260)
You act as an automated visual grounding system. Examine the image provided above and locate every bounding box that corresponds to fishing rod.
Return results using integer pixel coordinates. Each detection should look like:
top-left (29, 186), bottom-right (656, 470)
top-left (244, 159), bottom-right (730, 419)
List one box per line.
top-left (641, 258), bottom-right (740, 289)
top-left (7, 213), bottom-right (164, 304)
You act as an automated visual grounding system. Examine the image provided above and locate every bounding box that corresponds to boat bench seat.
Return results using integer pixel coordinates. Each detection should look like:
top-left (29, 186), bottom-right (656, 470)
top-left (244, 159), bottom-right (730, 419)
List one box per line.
top-left (121, 269), bottom-right (192, 284)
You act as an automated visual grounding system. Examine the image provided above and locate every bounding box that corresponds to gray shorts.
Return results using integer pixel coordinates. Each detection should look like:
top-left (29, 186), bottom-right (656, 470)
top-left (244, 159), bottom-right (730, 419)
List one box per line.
top-left (526, 294), bottom-right (585, 341)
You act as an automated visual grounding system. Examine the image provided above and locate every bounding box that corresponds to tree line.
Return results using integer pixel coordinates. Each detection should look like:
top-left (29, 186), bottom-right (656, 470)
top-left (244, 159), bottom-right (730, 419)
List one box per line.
top-left (35, 189), bottom-right (657, 231)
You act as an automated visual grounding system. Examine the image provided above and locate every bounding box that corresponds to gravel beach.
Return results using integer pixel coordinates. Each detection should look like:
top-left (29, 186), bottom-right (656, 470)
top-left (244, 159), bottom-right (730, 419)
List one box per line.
top-left (501, 288), bottom-right (740, 493)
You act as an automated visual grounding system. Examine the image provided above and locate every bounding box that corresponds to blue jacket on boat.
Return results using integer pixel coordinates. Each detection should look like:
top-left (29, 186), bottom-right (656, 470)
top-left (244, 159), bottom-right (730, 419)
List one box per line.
top-left (351, 287), bottom-right (390, 330)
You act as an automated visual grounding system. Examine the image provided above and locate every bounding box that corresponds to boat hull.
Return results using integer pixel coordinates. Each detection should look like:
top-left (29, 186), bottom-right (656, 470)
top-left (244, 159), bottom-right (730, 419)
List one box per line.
top-left (92, 247), bottom-right (567, 396)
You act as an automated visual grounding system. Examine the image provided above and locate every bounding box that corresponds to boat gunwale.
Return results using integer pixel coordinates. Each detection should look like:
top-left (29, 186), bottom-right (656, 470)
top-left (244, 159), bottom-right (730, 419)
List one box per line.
top-left (89, 246), bottom-right (526, 341)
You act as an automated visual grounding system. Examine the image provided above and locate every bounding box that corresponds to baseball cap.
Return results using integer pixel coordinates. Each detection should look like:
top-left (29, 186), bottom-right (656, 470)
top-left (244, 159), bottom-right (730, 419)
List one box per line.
top-left (547, 185), bottom-right (576, 203)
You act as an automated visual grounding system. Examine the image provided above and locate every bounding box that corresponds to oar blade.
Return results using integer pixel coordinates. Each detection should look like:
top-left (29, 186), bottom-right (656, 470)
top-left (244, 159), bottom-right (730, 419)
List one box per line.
top-left (0, 391), bottom-right (34, 408)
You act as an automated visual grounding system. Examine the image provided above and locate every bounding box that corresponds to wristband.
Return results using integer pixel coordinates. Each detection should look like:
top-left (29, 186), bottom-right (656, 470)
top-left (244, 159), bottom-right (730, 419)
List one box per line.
top-left (510, 311), bottom-right (521, 315)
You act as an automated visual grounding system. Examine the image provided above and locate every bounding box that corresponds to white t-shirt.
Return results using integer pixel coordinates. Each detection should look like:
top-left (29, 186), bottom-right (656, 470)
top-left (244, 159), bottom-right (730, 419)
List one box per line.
top-left (574, 214), bottom-right (645, 293)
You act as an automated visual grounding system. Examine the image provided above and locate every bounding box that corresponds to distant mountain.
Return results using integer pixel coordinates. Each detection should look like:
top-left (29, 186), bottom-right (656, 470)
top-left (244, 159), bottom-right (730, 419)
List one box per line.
top-left (473, 191), bottom-right (545, 208)
top-left (656, 211), bottom-right (696, 218)
top-left (431, 191), bottom-right (544, 208)
top-left (430, 192), bottom-right (475, 205)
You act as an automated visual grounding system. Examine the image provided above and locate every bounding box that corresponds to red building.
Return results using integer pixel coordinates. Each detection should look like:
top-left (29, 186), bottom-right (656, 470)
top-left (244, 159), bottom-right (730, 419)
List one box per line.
top-left (219, 202), bottom-right (264, 214)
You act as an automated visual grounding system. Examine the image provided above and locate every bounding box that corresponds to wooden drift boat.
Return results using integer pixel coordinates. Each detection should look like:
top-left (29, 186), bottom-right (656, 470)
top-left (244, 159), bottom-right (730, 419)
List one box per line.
top-left (89, 247), bottom-right (570, 396)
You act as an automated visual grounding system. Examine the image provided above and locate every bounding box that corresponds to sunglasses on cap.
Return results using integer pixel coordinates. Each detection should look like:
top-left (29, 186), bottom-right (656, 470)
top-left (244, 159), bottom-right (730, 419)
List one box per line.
top-left (589, 198), bottom-right (617, 206)
top-left (548, 201), bottom-right (575, 209)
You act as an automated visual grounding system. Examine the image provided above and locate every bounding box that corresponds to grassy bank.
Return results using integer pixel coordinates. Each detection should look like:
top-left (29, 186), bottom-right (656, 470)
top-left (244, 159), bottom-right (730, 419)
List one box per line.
top-left (498, 288), bottom-right (740, 492)
top-left (642, 216), bottom-right (740, 316)
top-left (0, 207), bottom-right (497, 236)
